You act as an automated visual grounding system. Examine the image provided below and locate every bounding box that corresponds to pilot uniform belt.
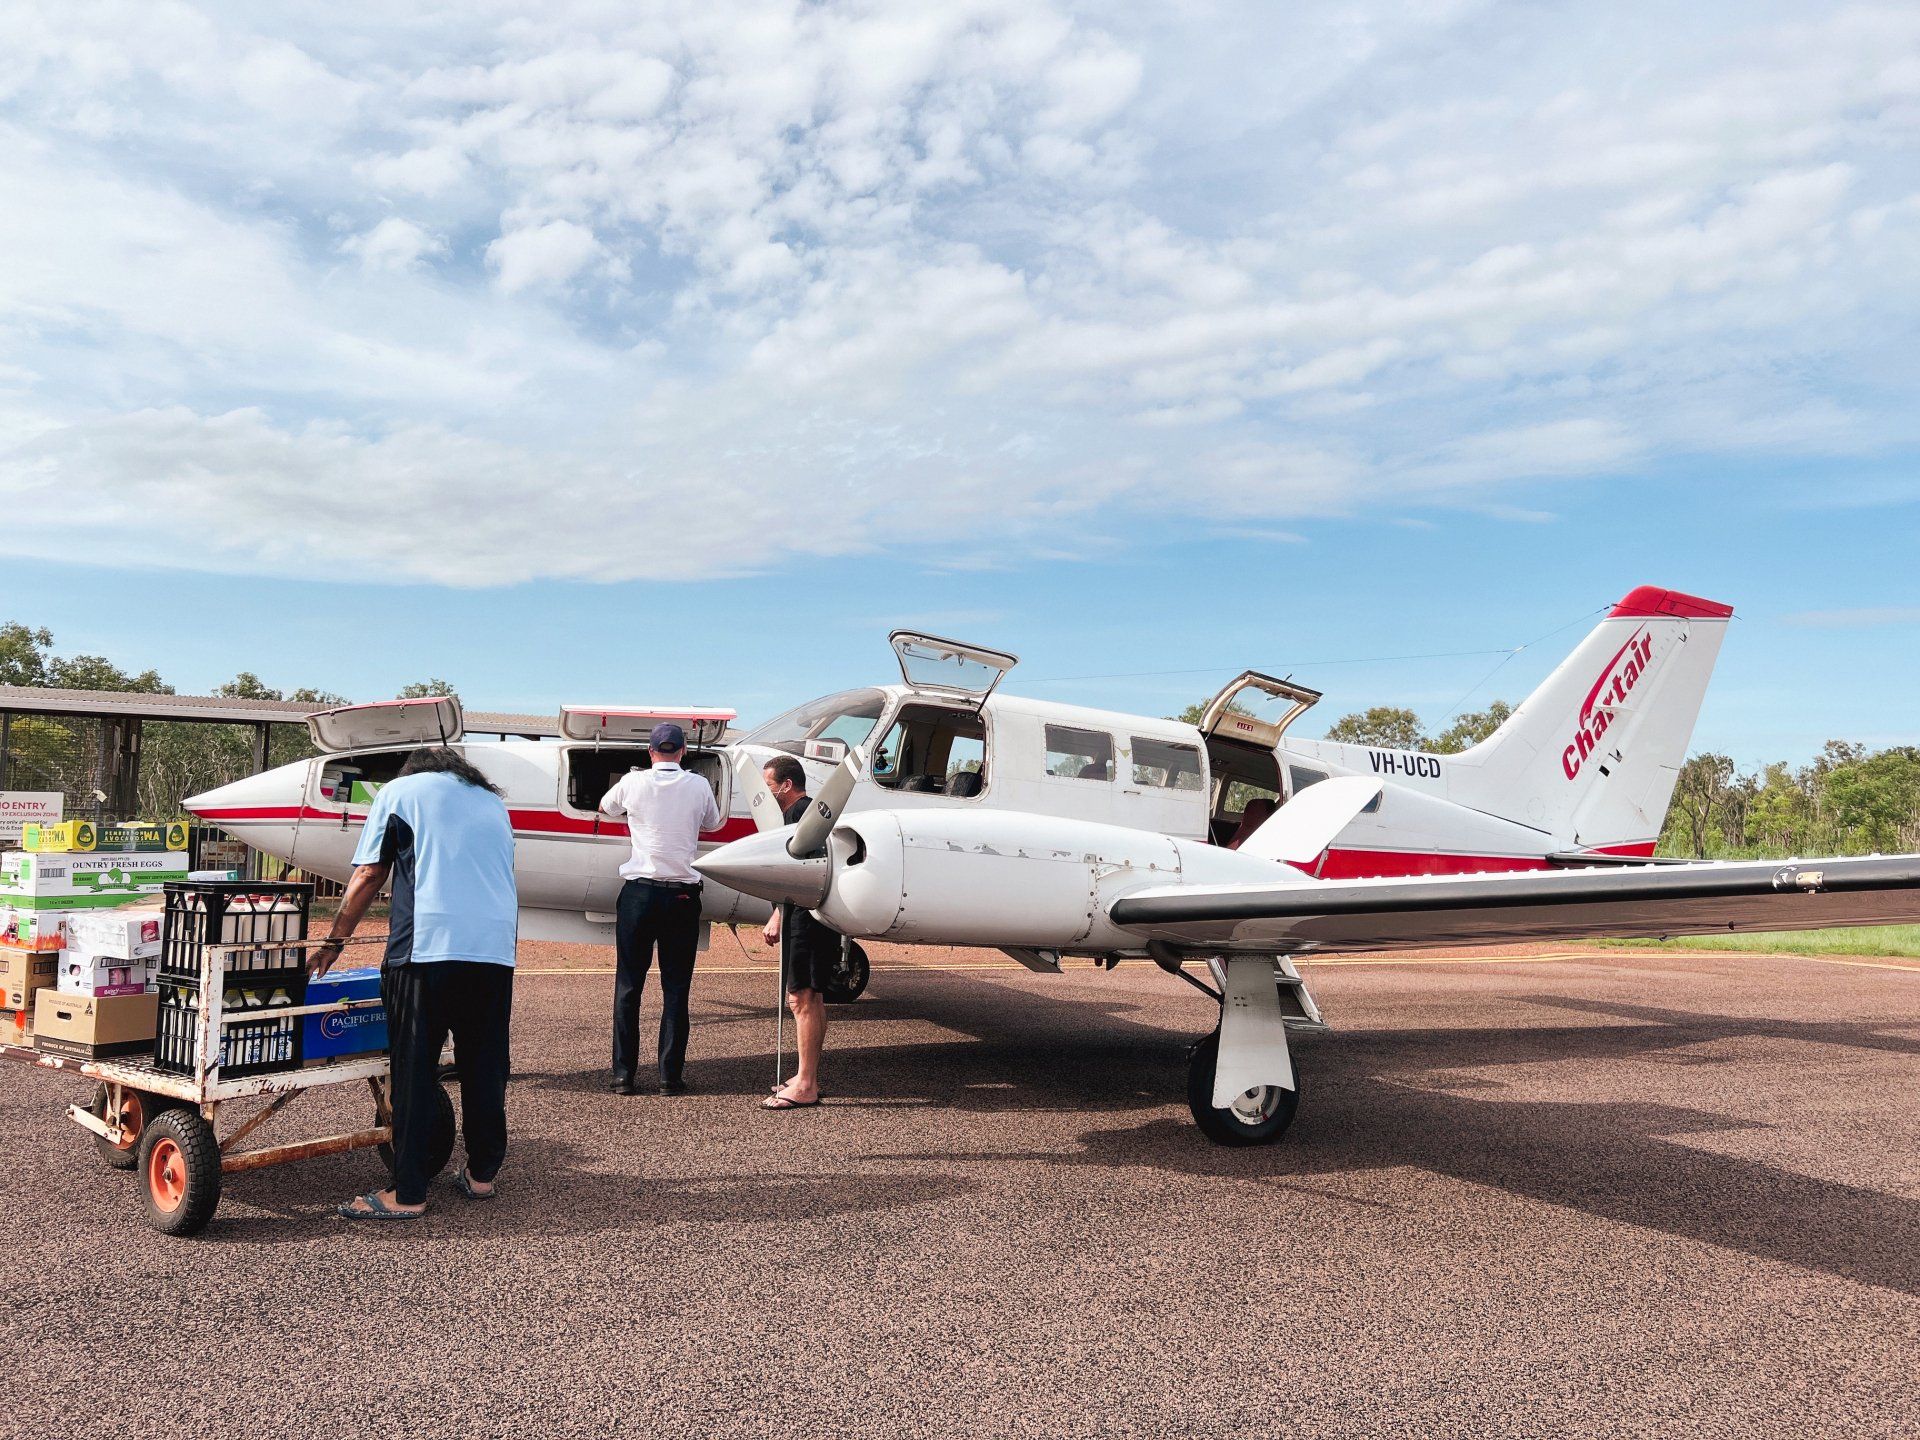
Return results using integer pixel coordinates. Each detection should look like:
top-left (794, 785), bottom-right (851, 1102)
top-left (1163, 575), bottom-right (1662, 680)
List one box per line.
top-left (628, 877), bottom-right (702, 891)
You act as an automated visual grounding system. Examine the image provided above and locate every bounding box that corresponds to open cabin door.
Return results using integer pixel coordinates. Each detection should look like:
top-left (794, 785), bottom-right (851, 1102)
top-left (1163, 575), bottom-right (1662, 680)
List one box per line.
top-left (558, 705), bottom-right (736, 747)
top-left (1199, 672), bottom-right (1322, 749)
top-left (889, 632), bottom-right (1018, 710)
top-left (306, 695), bottom-right (464, 754)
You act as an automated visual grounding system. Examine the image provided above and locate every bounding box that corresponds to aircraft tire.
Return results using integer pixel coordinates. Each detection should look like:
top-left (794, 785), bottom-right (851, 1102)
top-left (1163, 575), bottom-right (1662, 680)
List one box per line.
top-left (824, 942), bottom-right (871, 1005)
top-left (1186, 1029), bottom-right (1299, 1146)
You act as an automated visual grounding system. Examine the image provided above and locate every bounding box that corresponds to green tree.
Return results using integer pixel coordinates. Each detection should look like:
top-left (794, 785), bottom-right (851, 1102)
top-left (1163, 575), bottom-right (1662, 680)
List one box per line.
top-left (0, 622), bottom-right (53, 686)
top-left (1664, 752), bottom-right (1738, 858)
top-left (1325, 706), bottom-right (1429, 750)
top-left (46, 652), bottom-right (171, 693)
top-left (398, 678), bottom-right (456, 698)
top-left (1431, 700), bottom-right (1513, 754)
top-left (290, 686), bottom-right (349, 706)
top-left (215, 672), bottom-right (281, 700)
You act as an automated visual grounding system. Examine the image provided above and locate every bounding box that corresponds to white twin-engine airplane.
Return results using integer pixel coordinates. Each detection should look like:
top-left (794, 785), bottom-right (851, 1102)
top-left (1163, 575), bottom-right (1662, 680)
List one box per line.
top-left (188, 586), bottom-right (1920, 1144)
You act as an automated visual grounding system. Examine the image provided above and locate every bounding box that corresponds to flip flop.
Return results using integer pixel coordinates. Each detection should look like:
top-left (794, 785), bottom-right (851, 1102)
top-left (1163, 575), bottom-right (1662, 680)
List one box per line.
top-left (337, 1191), bottom-right (426, 1220)
top-left (454, 1166), bottom-right (496, 1201)
top-left (761, 1093), bottom-right (821, 1110)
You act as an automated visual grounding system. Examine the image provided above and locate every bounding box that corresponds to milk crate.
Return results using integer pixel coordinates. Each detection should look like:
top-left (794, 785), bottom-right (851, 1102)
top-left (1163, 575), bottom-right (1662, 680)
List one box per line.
top-left (160, 881), bottom-right (312, 981)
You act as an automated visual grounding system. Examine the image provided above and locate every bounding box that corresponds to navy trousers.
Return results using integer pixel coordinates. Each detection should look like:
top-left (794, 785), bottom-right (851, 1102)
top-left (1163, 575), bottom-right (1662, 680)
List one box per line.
top-left (612, 880), bottom-right (702, 1084)
top-left (381, 960), bottom-right (513, 1205)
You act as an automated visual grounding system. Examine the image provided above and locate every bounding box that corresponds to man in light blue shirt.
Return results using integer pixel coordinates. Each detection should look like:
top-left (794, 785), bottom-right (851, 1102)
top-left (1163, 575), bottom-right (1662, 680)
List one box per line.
top-left (311, 747), bottom-right (517, 1220)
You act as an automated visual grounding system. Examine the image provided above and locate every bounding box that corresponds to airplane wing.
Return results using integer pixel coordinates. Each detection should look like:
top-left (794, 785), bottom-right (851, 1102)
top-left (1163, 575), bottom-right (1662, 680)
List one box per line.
top-left (1105, 854), bottom-right (1920, 955)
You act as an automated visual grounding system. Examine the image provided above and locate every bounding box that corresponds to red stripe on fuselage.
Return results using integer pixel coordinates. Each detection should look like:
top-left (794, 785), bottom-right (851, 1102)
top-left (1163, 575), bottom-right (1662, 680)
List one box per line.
top-left (191, 805), bottom-right (758, 844)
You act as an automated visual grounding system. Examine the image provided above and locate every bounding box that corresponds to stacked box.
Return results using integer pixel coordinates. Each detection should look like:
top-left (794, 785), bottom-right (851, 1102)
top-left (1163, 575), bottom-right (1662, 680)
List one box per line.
top-left (33, 989), bottom-right (157, 1059)
top-left (21, 820), bottom-right (189, 853)
top-left (0, 942), bottom-right (59, 1016)
top-left (58, 951), bottom-right (157, 998)
top-left (64, 910), bottom-right (164, 960)
top-left (1, 851), bottom-right (194, 909)
top-left (0, 906), bottom-right (79, 951)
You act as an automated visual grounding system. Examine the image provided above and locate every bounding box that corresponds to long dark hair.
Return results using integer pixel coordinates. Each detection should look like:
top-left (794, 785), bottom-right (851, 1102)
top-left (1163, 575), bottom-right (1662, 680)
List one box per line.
top-left (399, 746), bottom-right (504, 797)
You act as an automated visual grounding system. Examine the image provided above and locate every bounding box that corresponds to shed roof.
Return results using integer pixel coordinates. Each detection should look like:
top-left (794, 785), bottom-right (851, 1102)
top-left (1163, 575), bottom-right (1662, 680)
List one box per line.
top-left (0, 686), bottom-right (557, 738)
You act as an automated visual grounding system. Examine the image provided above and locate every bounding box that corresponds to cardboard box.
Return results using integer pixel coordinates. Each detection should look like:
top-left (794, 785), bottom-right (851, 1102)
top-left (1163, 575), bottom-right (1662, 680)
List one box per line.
top-left (0, 851), bottom-right (193, 908)
top-left (57, 949), bottom-right (157, 997)
top-left (34, 989), bottom-right (157, 1058)
top-left (21, 820), bottom-right (189, 853)
top-left (0, 943), bottom-right (58, 1011)
top-left (302, 966), bottom-right (387, 1064)
top-left (61, 910), bottom-right (164, 961)
top-left (0, 905), bottom-right (82, 950)
top-left (0, 1007), bottom-right (29, 1047)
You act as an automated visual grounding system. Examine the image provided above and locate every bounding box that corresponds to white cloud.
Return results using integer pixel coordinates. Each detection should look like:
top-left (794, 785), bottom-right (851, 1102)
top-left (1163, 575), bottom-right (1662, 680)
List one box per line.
top-left (1, 1), bottom-right (1918, 585)
top-left (342, 217), bottom-right (445, 271)
top-left (486, 219), bottom-right (614, 293)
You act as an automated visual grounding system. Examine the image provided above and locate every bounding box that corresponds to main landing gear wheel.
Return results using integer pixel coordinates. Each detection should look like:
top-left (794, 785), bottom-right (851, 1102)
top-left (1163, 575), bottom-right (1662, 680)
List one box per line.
top-left (90, 1084), bottom-right (180, 1171)
top-left (138, 1109), bottom-right (222, 1236)
top-left (824, 942), bottom-right (870, 1005)
top-left (378, 1083), bottom-right (458, 1183)
top-left (1186, 1028), bottom-right (1300, 1147)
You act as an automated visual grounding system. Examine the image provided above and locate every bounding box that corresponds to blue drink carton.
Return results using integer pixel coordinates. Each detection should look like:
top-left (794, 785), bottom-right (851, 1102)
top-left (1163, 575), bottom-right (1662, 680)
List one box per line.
top-left (303, 965), bottom-right (387, 1064)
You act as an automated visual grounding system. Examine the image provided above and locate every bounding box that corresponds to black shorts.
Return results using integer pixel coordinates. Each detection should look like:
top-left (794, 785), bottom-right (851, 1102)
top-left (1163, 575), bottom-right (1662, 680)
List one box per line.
top-left (781, 905), bottom-right (839, 995)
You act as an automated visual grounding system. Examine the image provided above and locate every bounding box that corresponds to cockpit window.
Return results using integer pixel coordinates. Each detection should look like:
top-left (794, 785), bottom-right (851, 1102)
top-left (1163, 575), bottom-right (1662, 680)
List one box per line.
top-left (738, 688), bottom-right (887, 758)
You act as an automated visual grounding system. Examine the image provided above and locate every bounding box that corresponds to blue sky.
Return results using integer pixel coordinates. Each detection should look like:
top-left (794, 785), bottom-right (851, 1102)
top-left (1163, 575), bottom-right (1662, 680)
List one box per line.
top-left (4, 2), bottom-right (1917, 768)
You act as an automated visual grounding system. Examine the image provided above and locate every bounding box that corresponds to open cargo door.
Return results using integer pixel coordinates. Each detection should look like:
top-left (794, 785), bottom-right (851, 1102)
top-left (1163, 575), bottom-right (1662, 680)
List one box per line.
top-left (559, 705), bottom-right (736, 747)
top-left (1199, 672), bottom-right (1322, 749)
top-left (306, 696), bottom-right (464, 754)
top-left (888, 632), bottom-right (1018, 710)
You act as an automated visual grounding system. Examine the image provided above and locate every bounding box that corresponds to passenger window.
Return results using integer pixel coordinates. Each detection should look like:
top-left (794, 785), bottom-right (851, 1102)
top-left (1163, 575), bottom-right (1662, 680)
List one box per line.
top-left (872, 705), bottom-right (988, 797)
top-left (1132, 738), bottom-right (1204, 790)
top-left (1045, 725), bottom-right (1114, 780)
top-left (1289, 765), bottom-right (1327, 794)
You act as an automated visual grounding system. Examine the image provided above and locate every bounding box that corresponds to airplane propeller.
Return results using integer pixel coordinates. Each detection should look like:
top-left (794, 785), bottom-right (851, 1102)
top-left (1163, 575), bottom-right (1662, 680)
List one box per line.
top-left (734, 750), bottom-right (786, 835)
top-left (789, 749), bottom-right (865, 858)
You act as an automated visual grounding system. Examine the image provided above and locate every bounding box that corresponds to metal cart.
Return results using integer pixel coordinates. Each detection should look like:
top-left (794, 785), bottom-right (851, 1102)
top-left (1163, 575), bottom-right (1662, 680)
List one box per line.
top-left (0, 933), bottom-right (453, 1236)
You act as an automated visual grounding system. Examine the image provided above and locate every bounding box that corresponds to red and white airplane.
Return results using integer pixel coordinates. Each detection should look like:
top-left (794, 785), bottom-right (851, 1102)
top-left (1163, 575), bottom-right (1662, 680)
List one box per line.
top-left (188, 586), bottom-right (1920, 1141)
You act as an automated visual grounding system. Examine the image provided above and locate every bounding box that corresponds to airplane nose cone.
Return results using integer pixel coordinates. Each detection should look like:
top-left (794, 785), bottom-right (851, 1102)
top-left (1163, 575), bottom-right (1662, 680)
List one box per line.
top-left (695, 829), bottom-right (831, 909)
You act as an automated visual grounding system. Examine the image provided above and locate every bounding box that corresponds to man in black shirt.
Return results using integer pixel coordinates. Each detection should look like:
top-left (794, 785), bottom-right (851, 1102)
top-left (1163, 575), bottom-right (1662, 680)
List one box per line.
top-left (761, 754), bottom-right (836, 1110)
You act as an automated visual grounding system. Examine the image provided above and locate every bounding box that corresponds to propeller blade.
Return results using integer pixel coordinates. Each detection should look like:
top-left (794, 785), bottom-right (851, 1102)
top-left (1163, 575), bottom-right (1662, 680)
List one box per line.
top-left (789, 750), bottom-right (864, 858)
top-left (735, 750), bottom-right (785, 835)
top-left (1237, 777), bottom-right (1383, 866)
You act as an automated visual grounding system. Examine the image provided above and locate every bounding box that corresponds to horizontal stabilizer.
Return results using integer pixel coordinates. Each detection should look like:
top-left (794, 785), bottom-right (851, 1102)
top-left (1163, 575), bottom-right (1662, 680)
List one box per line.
top-left (1239, 777), bottom-right (1384, 866)
top-left (1108, 854), bottom-right (1920, 955)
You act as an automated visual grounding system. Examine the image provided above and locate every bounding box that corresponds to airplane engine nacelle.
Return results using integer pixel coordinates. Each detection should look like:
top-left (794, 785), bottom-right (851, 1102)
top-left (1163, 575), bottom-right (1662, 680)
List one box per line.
top-left (818, 809), bottom-right (1190, 951)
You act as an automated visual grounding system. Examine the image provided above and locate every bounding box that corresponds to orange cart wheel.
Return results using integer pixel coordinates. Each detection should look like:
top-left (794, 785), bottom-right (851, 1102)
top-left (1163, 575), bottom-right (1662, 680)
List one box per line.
top-left (138, 1110), bottom-right (221, 1236)
top-left (90, 1084), bottom-right (180, 1171)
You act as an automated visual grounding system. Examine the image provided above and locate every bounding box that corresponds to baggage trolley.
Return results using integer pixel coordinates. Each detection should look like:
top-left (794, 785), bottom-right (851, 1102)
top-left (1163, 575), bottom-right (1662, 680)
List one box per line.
top-left (1, 925), bottom-right (454, 1236)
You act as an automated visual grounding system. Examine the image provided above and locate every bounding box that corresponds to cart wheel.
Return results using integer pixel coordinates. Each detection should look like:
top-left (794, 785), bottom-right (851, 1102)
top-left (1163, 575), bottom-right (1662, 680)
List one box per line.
top-left (378, 1083), bottom-right (458, 1183)
top-left (89, 1085), bottom-right (179, 1171)
top-left (138, 1110), bottom-right (222, 1236)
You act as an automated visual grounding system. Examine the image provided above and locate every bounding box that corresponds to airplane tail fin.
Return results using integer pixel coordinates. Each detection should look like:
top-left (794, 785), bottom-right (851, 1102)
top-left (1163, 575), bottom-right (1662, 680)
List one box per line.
top-left (1446, 586), bottom-right (1732, 854)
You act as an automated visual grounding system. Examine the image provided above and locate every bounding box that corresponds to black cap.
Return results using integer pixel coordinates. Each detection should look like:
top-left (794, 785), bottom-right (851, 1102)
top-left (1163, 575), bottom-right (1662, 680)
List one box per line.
top-left (649, 722), bottom-right (686, 752)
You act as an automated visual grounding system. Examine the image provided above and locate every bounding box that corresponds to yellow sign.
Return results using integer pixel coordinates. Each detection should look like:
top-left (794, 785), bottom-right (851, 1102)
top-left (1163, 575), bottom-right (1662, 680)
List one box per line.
top-left (20, 820), bottom-right (188, 853)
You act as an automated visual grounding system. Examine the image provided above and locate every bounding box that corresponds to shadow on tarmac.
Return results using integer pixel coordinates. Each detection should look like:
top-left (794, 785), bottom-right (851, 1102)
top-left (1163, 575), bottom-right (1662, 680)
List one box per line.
top-left (816, 969), bottom-right (1920, 1297)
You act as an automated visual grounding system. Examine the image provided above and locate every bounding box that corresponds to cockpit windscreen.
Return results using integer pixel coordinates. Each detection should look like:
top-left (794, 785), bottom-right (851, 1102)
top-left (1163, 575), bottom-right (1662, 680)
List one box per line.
top-left (737, 687), bottom-right (887, 757)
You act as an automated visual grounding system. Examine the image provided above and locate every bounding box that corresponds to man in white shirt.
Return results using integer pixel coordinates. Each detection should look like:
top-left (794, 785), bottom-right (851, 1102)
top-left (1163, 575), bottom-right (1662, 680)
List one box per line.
top-left (599, 723), bottom-right (722, 1095)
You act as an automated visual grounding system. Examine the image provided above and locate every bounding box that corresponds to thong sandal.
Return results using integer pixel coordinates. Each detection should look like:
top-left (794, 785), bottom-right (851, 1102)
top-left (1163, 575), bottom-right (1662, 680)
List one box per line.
top-left (337, 1191), bottom-right (426, 1220)
top-left (454, 1166), bottom-right (496, 1201)
top-left (762, 1093), bottom-right (821, 1111)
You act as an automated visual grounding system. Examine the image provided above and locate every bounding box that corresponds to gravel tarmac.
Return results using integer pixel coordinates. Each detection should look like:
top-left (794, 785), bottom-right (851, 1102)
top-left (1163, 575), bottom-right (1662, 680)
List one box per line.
top-left (4, 941), bottom-right (1917, 1439)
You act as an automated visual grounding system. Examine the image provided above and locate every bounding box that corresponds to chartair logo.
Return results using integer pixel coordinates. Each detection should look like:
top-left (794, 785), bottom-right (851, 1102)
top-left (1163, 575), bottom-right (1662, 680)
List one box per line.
top-left (1562, 627), bottom-right (1655, 781)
